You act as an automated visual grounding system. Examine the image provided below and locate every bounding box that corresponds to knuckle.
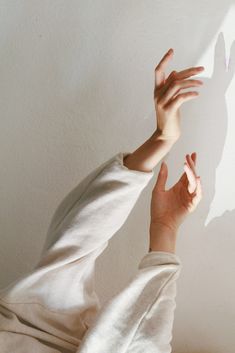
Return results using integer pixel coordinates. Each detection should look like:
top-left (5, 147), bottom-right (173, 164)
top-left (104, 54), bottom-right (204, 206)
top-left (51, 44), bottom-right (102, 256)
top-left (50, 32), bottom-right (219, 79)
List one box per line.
top-left (157, 100), bottom-right (164, 108)
top-left (175, 95), bottom-right (183, 103)
top-left (169, 81), bottom-right (176, 89)
top-left (173, 80), bottom-right (181, 88)
top-left (163, 104), bottom-right (170, 112)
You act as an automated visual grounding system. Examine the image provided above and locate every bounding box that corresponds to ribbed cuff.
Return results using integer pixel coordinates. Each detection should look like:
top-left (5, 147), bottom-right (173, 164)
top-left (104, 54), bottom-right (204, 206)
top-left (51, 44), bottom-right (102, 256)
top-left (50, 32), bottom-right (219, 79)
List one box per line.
top-left (114, 151), bottom-right (154, 178)
top-left (138, 251), bottom-right (182, 269)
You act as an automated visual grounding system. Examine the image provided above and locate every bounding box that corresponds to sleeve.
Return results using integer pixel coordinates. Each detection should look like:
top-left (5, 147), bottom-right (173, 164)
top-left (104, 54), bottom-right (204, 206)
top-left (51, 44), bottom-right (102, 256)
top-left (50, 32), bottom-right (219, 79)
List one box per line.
top-left (77, 251), bottom-right (182, 353)
top-left (0, 151), bottom-right (155, 353)
top-left (37, 151), bottom-right (154, 268)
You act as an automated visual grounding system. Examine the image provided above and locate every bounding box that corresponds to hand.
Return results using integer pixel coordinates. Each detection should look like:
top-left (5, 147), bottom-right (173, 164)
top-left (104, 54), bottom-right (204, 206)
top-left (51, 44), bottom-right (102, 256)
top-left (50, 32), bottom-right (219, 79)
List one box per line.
top-left (150, 152), bottom-right (202, 233)
top-left (152, 49), bottom-right (204, 142)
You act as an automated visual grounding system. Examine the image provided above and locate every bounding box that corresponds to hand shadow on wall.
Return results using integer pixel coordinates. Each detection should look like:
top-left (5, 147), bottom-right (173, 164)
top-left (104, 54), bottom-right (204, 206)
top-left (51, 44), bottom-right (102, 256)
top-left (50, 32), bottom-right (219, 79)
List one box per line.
top-left (172, 32), bottom-right (235, 353)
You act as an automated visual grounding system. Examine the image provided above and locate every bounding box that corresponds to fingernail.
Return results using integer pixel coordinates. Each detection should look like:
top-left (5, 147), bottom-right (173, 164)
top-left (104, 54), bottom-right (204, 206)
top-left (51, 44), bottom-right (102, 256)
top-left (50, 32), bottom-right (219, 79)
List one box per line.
top-left (198, 66), bottom-right (205, 70)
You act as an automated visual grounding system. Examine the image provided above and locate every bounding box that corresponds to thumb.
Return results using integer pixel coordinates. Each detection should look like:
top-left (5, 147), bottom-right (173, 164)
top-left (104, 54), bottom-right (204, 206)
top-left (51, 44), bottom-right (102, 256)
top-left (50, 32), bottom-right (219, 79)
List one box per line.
top-left (154, 161), bottom-right (168, 191)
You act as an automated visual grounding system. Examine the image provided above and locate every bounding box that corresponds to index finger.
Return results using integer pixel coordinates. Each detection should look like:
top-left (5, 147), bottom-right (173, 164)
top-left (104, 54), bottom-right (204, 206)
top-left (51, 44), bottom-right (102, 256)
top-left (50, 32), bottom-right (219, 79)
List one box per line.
top-left (174, 66), bottom-right (204, 81)
top-left (155, 48), bottom-right (174, 87)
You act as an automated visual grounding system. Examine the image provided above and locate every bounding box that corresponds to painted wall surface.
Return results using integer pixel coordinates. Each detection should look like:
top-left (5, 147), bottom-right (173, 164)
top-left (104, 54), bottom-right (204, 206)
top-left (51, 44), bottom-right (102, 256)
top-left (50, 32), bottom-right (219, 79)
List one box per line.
top-left (0, 1), bottom-right (235, 352)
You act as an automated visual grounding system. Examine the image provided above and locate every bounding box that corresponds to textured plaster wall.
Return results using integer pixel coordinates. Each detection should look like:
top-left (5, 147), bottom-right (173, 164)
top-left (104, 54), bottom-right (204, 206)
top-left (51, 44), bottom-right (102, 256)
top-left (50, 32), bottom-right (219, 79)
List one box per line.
top-left (0, 1), bottom-right (235, 352)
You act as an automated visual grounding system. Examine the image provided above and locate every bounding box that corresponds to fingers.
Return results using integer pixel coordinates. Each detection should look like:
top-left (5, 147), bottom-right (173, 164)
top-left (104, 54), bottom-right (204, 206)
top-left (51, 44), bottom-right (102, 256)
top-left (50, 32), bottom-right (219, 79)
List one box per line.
top-left (179, 152), bottom-right (197, 185)
top-left (164, 91), bottom-right (199, 112)
top-left (186, 154), bottom-right (197, 177)
top-left (155, 48), bottom-right (174, 72)
top-left (192, 177), bottom-right (203, 207)
top-left (167, 66), bottom-right (204, 82)
top-left (158, 79), bottom-right (203, 107)
top-left (155, 48), bottom-right (174, 89)
top-left (183, 153), bottom-right (201, 196)
top-left (191, 152), bottom-right (197, 164)
top-left (154, 161), bottom-right (168, 191)
top-left (184, 163), bottom-right (197, 194)
top-left (155, 65), bottom-right (204, 110)
top-left (157, 66), bottom-right (204, 98)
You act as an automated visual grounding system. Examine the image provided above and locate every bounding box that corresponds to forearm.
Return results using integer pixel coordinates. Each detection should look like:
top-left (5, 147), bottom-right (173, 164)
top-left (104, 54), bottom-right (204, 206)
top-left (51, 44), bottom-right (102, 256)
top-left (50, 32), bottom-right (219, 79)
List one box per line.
top-left (123, 132), bottom-right (176, 173)
top-left (149, 223), bottom-right (178, 254)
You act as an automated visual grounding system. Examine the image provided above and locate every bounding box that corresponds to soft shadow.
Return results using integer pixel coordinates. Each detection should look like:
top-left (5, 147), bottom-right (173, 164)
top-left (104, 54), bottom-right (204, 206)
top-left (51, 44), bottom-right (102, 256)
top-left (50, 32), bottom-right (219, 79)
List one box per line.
top-left (171, 32), bottom-right (235, 353)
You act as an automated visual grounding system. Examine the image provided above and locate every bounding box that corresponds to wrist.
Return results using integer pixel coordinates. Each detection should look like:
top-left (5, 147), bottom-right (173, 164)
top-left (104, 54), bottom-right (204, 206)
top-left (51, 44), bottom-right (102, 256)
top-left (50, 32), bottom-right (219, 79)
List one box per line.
top-left (149, 130), bottom-right (179, 145)
top-left (123, 133), bottom-right (176, 173)
top-left (149, 223), bottom-right (178, 254)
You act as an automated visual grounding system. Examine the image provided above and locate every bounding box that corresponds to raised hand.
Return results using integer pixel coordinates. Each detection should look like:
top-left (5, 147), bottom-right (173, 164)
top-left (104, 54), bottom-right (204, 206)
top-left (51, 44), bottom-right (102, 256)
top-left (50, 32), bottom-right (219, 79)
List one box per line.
top-left (150, 152), bottom-right (202, 233)
top-left (123, 50), bottom-right (205, 174)
top-left (153, 49), bottom-right (204, 142)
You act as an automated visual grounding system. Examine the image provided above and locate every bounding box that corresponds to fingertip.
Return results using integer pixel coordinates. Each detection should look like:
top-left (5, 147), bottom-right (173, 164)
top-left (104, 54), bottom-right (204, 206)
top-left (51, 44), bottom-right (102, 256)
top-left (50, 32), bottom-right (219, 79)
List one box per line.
top-left (163, 160), bottom-right (168, 170)
top-left (191, 152), bottom-right (197, 164)
top-left (160, 161), bottom-right (166, 171)
top-left (188, 154), bottom-right (194, 162)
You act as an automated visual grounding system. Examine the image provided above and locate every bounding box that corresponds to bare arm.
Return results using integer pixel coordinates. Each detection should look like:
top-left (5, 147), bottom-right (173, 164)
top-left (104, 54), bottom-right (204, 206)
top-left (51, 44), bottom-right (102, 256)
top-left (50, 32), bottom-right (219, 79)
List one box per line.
top-left (123, 48), bottom-right (204, 173)
top-left (149, 153), bottom-right (202, 254)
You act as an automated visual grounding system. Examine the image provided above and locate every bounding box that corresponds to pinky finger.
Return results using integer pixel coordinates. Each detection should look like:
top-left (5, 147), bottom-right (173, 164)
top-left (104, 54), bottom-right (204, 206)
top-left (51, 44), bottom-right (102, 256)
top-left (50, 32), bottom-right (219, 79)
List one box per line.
top-left (192, 177), bottom-right (203, 206)
top-left (165, 91), bottom-right (199, 111)
top-left (184, 163), bottom-right (197, 194)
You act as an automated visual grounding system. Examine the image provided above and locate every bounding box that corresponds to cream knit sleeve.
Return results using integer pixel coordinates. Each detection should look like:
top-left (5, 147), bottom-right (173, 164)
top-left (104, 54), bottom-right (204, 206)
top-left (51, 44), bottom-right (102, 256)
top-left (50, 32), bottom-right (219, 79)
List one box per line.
top-left (78, 251), bottom-right (182, 353)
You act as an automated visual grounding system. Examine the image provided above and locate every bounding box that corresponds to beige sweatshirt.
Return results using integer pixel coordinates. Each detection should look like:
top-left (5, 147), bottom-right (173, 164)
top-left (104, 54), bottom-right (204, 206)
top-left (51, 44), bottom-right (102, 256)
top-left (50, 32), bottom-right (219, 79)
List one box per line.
top-left (0, 151), bottom-right (182, 353)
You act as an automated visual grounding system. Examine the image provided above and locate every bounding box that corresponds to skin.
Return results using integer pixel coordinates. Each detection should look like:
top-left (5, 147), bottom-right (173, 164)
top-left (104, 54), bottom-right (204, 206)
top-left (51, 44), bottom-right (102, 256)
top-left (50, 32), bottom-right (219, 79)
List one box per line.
top-left (123, 48), bottom-right (203, 254)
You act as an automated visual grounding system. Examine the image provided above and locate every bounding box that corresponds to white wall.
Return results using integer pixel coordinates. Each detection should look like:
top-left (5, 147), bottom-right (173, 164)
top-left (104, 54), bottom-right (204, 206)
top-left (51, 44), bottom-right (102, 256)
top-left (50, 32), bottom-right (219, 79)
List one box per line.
top-left (0, 1), bottom-right (235, 352)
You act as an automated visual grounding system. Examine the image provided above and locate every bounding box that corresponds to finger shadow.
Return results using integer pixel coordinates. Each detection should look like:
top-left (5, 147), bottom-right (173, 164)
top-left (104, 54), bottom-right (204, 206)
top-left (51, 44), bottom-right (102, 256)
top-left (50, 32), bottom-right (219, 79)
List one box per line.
top-left (170, 32), bottom-right (235, 352)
